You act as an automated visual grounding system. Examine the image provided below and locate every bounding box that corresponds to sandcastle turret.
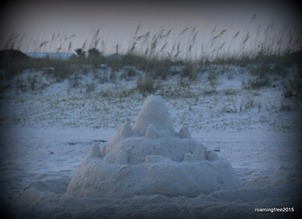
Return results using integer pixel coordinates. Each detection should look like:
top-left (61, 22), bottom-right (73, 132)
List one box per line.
top-left (133, 95), bottom-right (176, 136)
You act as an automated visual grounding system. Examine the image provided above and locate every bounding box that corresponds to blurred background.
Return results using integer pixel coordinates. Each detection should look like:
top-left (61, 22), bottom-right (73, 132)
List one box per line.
top-left (0, 0), bottom-right (301, 61)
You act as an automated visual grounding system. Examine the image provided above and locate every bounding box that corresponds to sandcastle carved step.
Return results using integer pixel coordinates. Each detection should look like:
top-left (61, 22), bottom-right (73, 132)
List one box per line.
top-left (67, 95), bottom-right (240, 198)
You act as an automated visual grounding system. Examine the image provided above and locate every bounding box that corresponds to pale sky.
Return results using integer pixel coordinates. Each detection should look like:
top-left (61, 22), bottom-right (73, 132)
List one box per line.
top-left (1, 1), bottom-right (301, 60)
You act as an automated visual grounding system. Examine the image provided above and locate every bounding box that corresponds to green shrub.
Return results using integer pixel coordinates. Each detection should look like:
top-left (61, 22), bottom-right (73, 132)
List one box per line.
top-left (86, 82), bottom-right (96, 93)
top-left (52, 62), bottom-right (73, 81)
top-left (246, 64), bottom-right (271, 89)
top-left (136, 77), bottom-right (155, 95)
top-left (121, 53), bottom-right (147, 69)
top-left (283, 72), bottom-right (302, 100)
top-left (146, 58), bottom-right (172, 79)
top-left (246, 76), bottom-right (270, 89)
top-left (121, 66), bottom-right (138, 80)
top-left (180, 63), bottom-right (196, 80)
top-left (208, 68), bottom-right (217, 87)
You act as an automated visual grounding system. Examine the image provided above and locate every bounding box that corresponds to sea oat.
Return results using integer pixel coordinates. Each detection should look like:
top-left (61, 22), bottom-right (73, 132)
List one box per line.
top-left (40, 41), bottom-right (49, 48)
top-left (233, 31), bottom-right (240, 38)
top-left (180, 27), bottom-right (189, 35)
top-left (251, 13), bottom-right (256, 22)
top-left (243, 32), bottom-right (250, 44)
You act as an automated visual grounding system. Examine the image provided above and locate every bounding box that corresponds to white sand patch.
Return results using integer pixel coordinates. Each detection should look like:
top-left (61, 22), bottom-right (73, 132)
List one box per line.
top-left (66, 95), bottom-right (240, 198)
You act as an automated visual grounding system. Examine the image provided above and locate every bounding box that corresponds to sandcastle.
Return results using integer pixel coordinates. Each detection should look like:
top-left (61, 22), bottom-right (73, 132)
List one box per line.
top-left (67, 95), bottom-right (239, 198)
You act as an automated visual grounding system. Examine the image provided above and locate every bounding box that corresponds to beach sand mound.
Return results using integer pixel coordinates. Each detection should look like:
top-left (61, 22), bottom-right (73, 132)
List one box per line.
top-left (66, 95), bottom-right (240, 198)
